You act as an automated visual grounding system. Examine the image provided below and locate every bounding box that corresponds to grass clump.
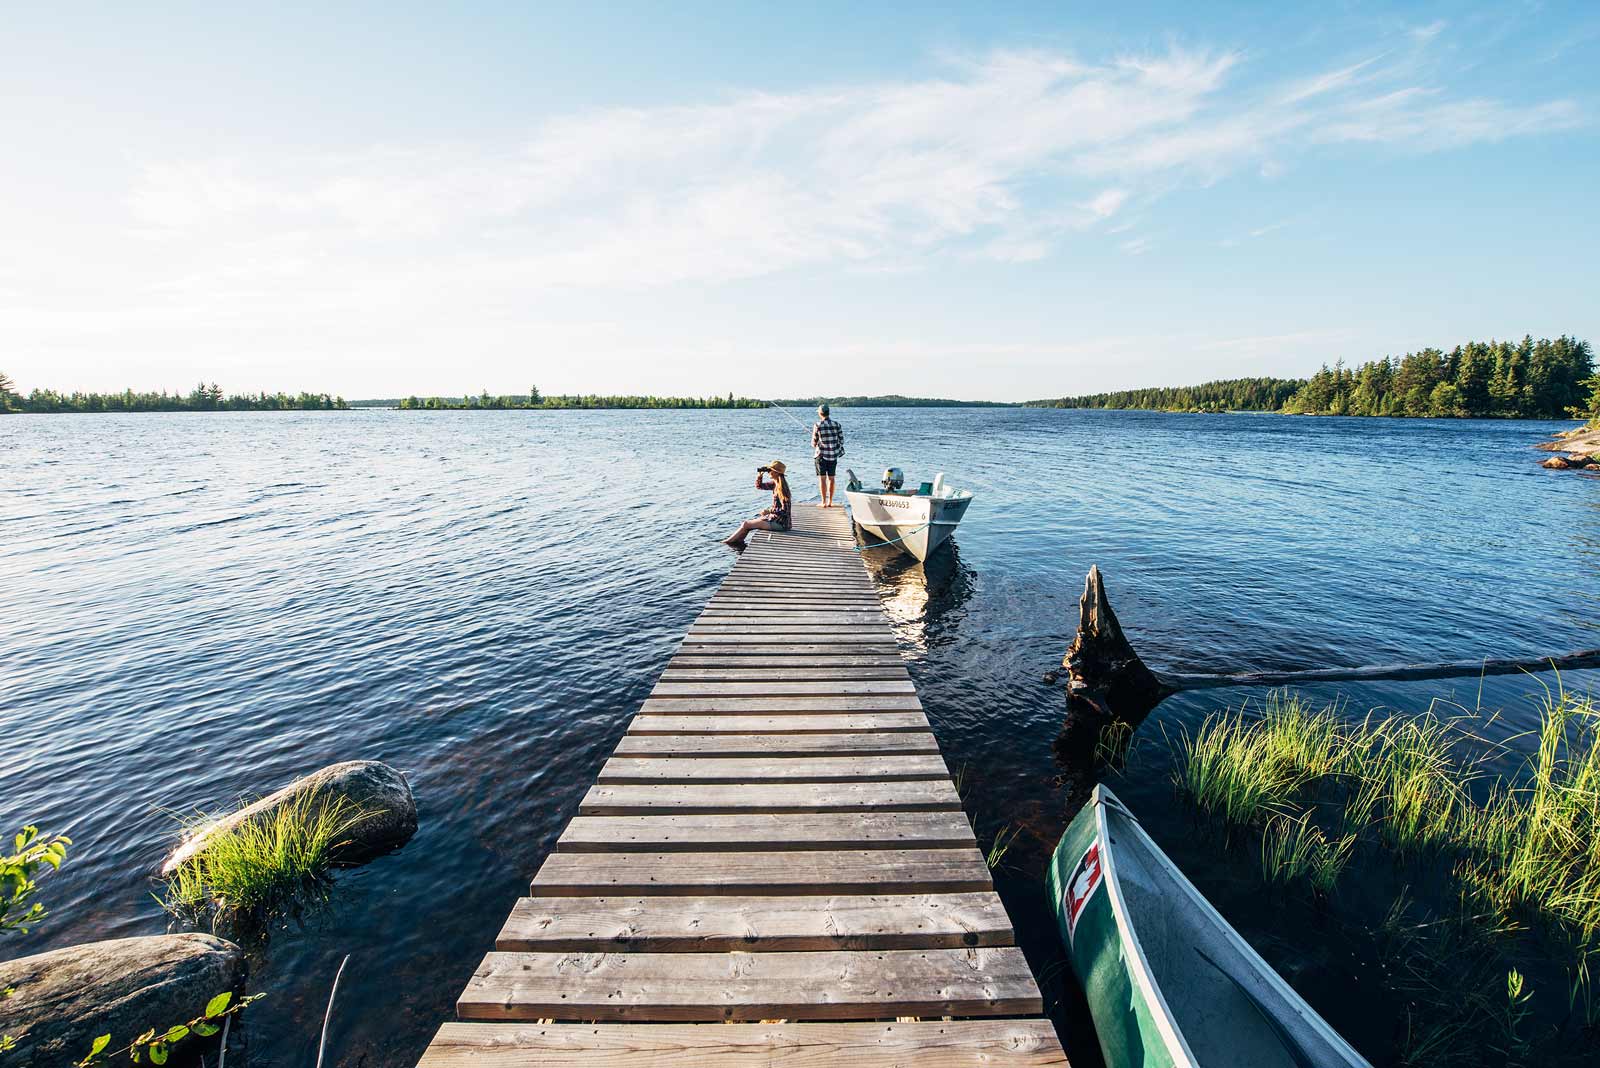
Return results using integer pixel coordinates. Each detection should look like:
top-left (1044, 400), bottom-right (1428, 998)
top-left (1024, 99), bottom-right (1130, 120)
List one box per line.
top-left (1457, 688), bottom-right (1600, 945)
top-left (1175, 690), bottom-right (1346, 829)
top-left (1347, 710), bottom-right (1476, 854)
top-left (164, 790), bottom-right (369, 925)
top-left (1260, 811), bottom-right (1355, 895)
top-left (986, 824), bottom-right (1022, 869)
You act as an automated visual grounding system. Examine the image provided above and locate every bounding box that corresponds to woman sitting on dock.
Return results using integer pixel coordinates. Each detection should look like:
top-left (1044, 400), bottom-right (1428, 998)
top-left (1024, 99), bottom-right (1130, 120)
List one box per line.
top-left (723, 459), bottom-right (791, 549)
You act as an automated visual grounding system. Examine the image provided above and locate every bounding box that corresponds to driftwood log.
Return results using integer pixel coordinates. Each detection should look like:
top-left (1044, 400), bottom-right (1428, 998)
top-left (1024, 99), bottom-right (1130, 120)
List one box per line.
top-left (1057, 566), bottom-right (1600, 730)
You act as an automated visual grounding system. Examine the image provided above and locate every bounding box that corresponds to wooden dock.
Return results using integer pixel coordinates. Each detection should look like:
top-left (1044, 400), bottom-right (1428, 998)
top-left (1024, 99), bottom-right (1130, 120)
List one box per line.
top-left (416, 506), bottom-right (1068, 1066)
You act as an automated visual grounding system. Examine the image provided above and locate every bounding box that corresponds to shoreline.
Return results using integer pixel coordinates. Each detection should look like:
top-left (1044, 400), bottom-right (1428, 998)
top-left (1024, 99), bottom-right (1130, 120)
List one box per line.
top-left (1536, 422), bottom-right (1600, 470)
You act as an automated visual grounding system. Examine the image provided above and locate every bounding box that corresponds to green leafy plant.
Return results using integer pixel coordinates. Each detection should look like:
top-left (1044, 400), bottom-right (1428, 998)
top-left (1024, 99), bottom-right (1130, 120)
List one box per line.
top-left (1094, 718), bottom-right (1137, 770)
top-left (0, 825), bottom-right (261, 1064)
top-left (75, 990), bottom-right (264, 1067)
top-left (1, 826), bottom-right (70, 935)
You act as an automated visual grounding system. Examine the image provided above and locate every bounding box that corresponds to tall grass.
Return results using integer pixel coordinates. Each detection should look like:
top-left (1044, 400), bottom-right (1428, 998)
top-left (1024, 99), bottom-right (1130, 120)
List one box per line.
top-left (986, 824), bottom-right (1021, 870)
top-left (1457, 687), bottom-right (1600, 945)
top-left (1260, 811), bottom-right (1354, 895)
top-left (1349, 710), bottom-right (1476, 854)
top-left (1172, 687), bottom-right (1600, 949)
top-left (1174, 691), bottom-right (1346, 828)
top-left (164, 791), bottom-right (369, 924)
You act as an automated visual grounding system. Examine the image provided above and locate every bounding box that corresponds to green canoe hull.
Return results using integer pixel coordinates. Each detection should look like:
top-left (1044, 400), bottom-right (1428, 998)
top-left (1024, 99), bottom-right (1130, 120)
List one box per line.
top-left (1050, 786), bottom-right (1372, 1068)
top-left (1048, 792), bottom-right (1180, 1068)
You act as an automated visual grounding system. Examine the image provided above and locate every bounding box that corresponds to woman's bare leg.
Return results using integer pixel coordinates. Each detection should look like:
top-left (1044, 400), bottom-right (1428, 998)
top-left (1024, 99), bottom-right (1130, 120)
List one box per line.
top-left (723, 518), bottom-right (774, 548)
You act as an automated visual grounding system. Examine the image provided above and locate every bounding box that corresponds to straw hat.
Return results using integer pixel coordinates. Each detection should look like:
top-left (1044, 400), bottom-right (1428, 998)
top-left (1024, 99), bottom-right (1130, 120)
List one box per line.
top-left (768, 459), bottom-right (787, 474)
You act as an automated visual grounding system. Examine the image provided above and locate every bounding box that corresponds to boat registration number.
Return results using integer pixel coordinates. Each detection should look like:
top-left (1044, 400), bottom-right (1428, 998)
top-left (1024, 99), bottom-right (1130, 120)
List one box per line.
top-left (1063, 838), bottom-right (1104, 945)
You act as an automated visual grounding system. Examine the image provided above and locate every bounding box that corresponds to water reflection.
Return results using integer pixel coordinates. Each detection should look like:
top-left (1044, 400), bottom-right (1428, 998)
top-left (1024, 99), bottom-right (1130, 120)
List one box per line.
top-left (859, 538), bottom-right (976, 651)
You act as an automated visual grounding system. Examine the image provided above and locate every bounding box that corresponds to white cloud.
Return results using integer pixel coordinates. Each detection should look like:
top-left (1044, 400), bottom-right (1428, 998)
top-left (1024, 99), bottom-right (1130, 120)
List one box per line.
top-left (110, 44), bottom-right (1578, 299)
top-left (1087, 188), bottom-right (1130, 217)
top-left (1278, 57), bottom-right (1383, 105)
top-left (1409, 20), bottom-right (1448, 45)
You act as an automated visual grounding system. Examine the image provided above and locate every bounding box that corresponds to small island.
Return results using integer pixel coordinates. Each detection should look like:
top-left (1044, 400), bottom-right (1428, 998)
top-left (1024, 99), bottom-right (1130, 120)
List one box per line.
top-left (0, 374), bottom-right (347, 414)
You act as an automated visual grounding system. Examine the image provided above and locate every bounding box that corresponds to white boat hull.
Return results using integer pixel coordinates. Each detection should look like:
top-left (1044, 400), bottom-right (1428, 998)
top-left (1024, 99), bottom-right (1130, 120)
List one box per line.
top-left (845, 488), bottom-right (972, 562)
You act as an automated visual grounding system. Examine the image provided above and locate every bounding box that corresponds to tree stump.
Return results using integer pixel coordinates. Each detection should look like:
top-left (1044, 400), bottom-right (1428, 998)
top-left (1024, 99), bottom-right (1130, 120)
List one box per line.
top-left (1061, 565), bottom-right (1174, 728)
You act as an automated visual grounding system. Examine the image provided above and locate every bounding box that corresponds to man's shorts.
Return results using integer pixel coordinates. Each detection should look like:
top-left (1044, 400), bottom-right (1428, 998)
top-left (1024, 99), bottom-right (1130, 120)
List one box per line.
top-left (815, 456), bottom-right (838, 477)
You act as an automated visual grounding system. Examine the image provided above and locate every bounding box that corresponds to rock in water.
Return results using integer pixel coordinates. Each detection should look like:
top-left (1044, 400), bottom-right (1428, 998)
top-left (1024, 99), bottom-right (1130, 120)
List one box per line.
top-left (0, 934), bottom-right (245, 1064)
top-left (163, 759), bottom-right (417, 873)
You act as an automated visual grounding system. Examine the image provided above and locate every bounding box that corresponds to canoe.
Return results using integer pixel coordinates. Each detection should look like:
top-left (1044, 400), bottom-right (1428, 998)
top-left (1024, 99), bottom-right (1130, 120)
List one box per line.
top-left (843, 469), bottom-right (973, 562)
top-left (1048, 784), bottom-right (1372, 1068)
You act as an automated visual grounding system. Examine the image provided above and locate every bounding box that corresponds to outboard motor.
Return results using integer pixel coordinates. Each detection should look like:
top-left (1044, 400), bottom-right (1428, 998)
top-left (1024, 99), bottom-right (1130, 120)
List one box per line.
top-left (881, 467), bottom-right (904, 492)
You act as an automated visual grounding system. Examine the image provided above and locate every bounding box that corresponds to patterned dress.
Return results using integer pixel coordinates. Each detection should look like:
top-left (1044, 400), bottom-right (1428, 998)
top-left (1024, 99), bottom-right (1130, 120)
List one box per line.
top-left (756, 474), bottom-right (791, 530)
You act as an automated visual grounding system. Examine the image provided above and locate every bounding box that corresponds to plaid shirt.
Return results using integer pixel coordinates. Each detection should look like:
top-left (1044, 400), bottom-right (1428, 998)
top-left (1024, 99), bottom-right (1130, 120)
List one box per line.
top-left (812, 417), bottom-right (844, 461)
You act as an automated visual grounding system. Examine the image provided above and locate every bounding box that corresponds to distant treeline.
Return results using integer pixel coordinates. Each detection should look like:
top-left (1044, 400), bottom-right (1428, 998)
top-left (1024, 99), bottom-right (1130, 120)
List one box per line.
top-left (1024, 336), bottom-right (1597, 420)
top-left (0, 374), bottom-right (346, 413)
top-left (1023, 378), bottom-right (1301, 413)
top-left (770, 395), bottom-right (1017, 408)
top-left (389, 388), bottom-right (765, 410)
top-left (1282, 336), bottom-right (1593, 419)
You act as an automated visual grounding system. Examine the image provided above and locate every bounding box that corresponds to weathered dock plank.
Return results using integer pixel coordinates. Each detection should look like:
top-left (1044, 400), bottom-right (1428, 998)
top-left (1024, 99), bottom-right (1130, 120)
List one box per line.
top-left (529, 848), bottom-right (993, 895)
top-left (648, 680), bottom-right (916, 696)
top-left (596, 755), bottom-right (948, 783)
top-left (612, 732), bottom-right (941, 757)
top-left (577, 779), bottom-right (963, 815)
top-left (457, 946), bottom-right (1043, 1021)
top-left (494, 891), bottom-right (1013, 951)
top-left (555, 811), bottom-right (975, 852)
top-left (628, 713), bottom-right (930, 733)
top-left (418, 1021), bottom-right (1069, 1068)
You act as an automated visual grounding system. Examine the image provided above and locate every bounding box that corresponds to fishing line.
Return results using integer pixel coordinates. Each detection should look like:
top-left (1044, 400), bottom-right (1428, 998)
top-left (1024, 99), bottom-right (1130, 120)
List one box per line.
top-left (762, 399), bottom-right (814, 433)
top-left (758, 400), bottom-right (822, 503)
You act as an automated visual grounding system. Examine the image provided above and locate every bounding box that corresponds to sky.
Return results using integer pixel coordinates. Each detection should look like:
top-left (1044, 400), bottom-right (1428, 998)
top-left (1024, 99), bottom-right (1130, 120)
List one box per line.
top-left (1, 2), bottom-right (1597, 401)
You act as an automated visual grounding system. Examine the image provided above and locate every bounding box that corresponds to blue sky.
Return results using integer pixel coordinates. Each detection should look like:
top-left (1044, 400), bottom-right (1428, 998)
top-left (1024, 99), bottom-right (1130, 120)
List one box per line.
top-left (2, 2), bottom-right (1596, 400)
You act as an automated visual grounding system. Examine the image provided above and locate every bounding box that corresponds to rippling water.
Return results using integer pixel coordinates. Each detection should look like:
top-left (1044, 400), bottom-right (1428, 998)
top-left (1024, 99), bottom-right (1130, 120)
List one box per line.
top-left (2, 408), bottom-right (1597, 1065)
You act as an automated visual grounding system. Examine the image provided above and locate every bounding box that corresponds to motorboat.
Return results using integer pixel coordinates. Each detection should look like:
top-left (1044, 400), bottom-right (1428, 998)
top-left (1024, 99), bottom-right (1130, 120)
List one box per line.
top-left (842, 467), bottom-right (973, 562)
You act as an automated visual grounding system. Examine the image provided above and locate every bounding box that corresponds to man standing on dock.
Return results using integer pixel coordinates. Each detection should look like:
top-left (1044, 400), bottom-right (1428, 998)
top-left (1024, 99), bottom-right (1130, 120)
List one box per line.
top-left (811, 403), bottom-right (844, 508)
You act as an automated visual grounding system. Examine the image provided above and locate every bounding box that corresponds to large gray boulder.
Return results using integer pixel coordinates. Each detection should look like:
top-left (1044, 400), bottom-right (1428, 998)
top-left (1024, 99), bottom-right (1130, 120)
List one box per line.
top-left (0, 933), bottom-right (244, 1064)
top-left (163, 759), bottom-right (416, 874)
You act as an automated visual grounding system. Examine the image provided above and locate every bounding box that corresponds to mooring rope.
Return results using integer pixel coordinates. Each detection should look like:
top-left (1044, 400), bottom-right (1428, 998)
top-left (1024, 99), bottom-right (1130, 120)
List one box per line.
top-left (852, 521), bottom-right (931, 552)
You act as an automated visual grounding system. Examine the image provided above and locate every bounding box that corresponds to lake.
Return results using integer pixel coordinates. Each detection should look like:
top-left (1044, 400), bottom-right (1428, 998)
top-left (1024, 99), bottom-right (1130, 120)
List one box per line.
top-left (2, 407), bottom-right (1597, 1066)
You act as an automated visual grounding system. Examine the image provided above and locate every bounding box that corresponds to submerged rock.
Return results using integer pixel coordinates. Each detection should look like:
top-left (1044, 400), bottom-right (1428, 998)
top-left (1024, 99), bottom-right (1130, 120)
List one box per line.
top-left (0, 933), bottom-right (244, 1064)
top-left (163, 759), bottom-right (417, 873)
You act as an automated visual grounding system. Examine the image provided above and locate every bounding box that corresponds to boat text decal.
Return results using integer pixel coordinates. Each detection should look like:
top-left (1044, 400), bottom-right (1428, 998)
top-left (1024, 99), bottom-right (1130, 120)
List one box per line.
top-left (1063, 838), bottom-right (1104, 945)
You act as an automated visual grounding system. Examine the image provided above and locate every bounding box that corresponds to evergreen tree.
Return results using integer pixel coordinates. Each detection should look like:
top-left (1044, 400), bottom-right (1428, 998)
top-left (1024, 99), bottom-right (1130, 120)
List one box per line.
top-left (1280, 336), bottom-right (1591, 419)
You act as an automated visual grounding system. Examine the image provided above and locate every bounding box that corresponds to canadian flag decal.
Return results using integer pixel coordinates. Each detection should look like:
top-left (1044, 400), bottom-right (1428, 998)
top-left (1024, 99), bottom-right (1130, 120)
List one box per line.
top-left (1063, 839), bottom-right (1104, 944)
